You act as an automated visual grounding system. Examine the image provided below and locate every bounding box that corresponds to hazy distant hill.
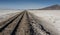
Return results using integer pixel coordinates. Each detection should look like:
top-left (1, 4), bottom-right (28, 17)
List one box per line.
top-left (40, 4), bottom-right (60, 10)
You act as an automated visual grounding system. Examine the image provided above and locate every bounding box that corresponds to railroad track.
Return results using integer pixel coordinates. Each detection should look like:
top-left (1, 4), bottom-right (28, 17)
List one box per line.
top-left (0, 10), bottom-right (55, 35)
top-left (15, 11), bottom-right (30, 35)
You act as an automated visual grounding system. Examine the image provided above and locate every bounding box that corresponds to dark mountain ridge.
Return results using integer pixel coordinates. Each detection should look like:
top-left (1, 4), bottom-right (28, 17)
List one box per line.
top-left (40, 4), bottom-right (60, 10)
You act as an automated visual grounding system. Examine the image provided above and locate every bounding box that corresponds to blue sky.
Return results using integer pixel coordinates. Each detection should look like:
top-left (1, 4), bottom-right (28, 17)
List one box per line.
top-left (0, 0), bottom-right (60, 9)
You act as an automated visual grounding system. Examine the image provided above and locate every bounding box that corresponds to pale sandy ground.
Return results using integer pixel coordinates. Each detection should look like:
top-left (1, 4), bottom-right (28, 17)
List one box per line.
top-left (0, 10), bottom-right (60, 35)
top-left (0, 10), bottom-right (23, 22)
top-left (28, 10), bottom-right (60, 35)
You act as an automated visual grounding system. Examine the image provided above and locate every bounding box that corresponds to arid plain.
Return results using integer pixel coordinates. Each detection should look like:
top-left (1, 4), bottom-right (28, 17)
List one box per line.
top-left (0, 10), bottom-right (60, 35)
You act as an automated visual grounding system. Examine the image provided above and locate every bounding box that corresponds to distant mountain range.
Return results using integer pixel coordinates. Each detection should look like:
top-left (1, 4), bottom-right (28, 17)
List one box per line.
top-left (0, 4), bottom-right (60, 10)
top-left (39, 4), bottom-right (60, 10)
